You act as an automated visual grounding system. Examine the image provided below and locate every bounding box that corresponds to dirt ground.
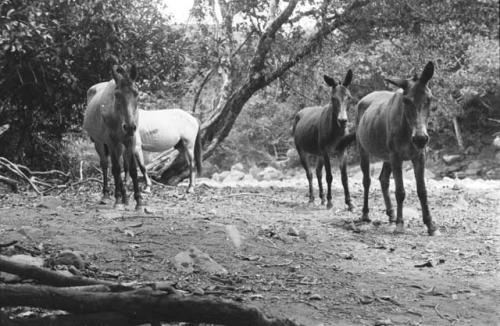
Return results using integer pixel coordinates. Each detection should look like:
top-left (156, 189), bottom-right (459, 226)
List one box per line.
top-left (0, 168), bottom-right (499, 326)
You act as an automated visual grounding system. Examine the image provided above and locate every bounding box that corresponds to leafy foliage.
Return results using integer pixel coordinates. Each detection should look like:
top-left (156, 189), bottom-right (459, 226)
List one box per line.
top-left (0, 0), bottom-right (183, 169)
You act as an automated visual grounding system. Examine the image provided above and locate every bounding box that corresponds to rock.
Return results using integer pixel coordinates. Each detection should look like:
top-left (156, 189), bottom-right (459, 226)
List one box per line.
top-left (442, 154), bottom-right (462, 165)
top-left (241, 174), bottom-right (257, 183)
top-left (258, 166), bottom-right (283, 181)
top-left (173, 246), bottom-right (228, 275)
top-left (48, 250), bottom-right (86, 270)
top-left (222, 170), bottom-right (245, 183)
top-left (230, 163), bottom-right (245, 172)
top-left (467, 160), bottom-right (482, 170)
top-left (493, 136), bottom-right (500, 150)
top-left (287, 226), bottom-right (299, 236)
top-left (249, 166), bottom-right (261, 180)
top-left (225, 225), bottom-right (242, 249)
top-left (17, 226), bottom-right (44, 242)
top-left (37, 196), bottom-right (63, 209)
top-left (216, 171), bottom-right (230, 182)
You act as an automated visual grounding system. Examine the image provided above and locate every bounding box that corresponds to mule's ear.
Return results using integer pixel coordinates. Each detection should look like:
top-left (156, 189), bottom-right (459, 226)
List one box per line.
top-left (420, 61), bottom-right (434, 84)
top-left (112, 65), bottom-right (125, 82)
top-left (343, 69), bottom-right (353, 87)
top-left (324, 75), bottom-right (337, 87)
top-left (385, 78), bottom-right (408, 90)
top-left (129, 64), bottom-right (137, 81)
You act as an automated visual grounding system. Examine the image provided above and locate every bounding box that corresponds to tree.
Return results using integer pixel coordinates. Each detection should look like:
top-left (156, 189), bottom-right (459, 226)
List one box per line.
top-left (0, 0), bottom-right (183, 169)
top-left (159, 0), bottom-right (373, 184)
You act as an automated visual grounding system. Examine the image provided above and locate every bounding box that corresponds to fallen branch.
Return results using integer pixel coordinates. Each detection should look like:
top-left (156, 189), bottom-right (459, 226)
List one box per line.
top-left (0, 157), bottom-right (42, 195)
top-left (145, 148), bottom-right (179, 178)
top-left (0, 174), bottom-right (18, 192)
top-left (0, 255), bottom-right (125, 288)
top-left (0, 284), bottom-right (302, 326)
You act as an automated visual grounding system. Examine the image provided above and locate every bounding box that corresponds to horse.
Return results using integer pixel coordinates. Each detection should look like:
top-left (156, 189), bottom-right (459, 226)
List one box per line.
top-left (131, 108), bottom-right (202, 193)
top-left (83, 64), bottom-right (143, 210)
top-left (293, 70), bottom-right (354, 210)
top-left (339, 61), bottom-right (439, 236)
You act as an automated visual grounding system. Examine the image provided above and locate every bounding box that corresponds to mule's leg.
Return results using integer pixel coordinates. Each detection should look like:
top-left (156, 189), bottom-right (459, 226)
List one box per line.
top-left (322, 153), bottom-right (333, 209)
top-left (379, 162), bottom-right (395, 223)
top-left (390, 155), bottom-right (405, 234)
top-left (412, 153), bottom-right (440, 236)
top-left (360, 149), bottom-right (371, 222)
top-left (340, 152), bottom-right (353, 211)
top-left (298, 151), bottom-right (314, 203)
top-left (184, 144), bottom-right (196, 193)
top-left (110, 145), bottom-right (126, 208)
top-left (315, 159), bottom-right (325, 205)
top-left (125, 147), bottom-right (143, 210)
top-left (94, 142), bottom-right (111, 202)
top-left (134, 149), bottom-right (151, 193)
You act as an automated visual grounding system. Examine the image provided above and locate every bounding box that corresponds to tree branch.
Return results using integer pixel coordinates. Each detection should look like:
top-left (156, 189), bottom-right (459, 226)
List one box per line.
top-left (249, 0), bottom-right (299, 72)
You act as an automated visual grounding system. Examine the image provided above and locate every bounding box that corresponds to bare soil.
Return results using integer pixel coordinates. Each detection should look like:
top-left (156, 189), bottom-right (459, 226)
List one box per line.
top-left (0, 170), bottom-right (499, 326)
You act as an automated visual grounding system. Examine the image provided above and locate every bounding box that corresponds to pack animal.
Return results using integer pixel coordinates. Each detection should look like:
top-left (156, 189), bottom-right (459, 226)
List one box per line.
top-left (293, 70), bottom-right (354, 210)
top-left (131, 108), bottom-right (202, 193)
top-left (84, 64), bottom-right (143, 209)
top-left (339, 61), bottom-right (439, 236)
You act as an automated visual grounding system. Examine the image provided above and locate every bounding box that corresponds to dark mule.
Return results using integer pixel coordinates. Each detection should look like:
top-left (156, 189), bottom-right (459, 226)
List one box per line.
top-left (293, 70), bottom-right (354, 210)
top-left (350, 61), bottom-right (438, 235)
top-left (84, 64), bottom-right (143, 209)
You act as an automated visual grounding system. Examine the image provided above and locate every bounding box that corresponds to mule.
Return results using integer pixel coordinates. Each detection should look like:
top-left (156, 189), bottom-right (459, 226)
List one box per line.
top-left (293, 70), bottom-right (354, 210)
top-left (84, 64), bottom-right (143, 209)
top-left (346, 61), bottom-right (439, 236)
top-left (131, 108), bottom-right (202, 193)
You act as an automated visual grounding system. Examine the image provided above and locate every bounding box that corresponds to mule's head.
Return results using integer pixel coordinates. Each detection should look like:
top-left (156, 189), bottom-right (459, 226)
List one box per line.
top-left (112, 64), bottom-right (139, 138)
top-left (385, 61), bottom-right (434, 149)
top-left (323, 69), bottom-right (353, 128)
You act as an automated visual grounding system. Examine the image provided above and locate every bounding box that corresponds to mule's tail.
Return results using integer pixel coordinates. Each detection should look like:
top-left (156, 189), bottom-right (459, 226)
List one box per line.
top-left (336, 132), bottom-right (356, 152)
top-left (194, 126), bottom-right (203, 174)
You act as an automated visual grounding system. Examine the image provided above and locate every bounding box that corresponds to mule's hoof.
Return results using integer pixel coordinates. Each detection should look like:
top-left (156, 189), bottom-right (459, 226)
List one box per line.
top-left (347, 204), bottom-right (355, 212)
top-left (393, 223), bottom-right (405, 234)
top-left (326, 201), bottom-right (333, 209)
top-left (142, 186), bottom-right (152, 194)
top-left (135, 204), bottom-right (145, 212)
top-left (428, 228), bottom-right (441, 236)
top-left (320, 199), bottom-right (325, 206)
top-left (186, 187), bottom-right (194, 194)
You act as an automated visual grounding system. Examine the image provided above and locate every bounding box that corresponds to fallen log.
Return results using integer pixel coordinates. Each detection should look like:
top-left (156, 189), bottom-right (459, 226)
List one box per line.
top-left (0, 311), bottom-right (145, 326)
top-left (0, 284), bottom-right (302, 326)
top-left (0, 255), bottom-right (126, 289)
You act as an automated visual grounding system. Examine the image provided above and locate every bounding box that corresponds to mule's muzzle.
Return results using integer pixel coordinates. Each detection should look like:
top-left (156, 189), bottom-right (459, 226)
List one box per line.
top-left (123, 123), bottom-right (137, 136)
top-left (412, 134), bottom-right (429, 149)
top-left (338, 118), bottom-right (347, 128)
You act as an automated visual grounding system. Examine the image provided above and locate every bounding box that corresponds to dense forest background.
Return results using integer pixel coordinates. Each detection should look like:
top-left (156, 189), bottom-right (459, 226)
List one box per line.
top-left (0, 0), bottom-right (498, 179)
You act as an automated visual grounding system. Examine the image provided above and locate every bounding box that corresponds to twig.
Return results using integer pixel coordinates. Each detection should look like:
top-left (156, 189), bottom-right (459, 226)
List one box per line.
top-left (434, 304), bottom-right (455, 322)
